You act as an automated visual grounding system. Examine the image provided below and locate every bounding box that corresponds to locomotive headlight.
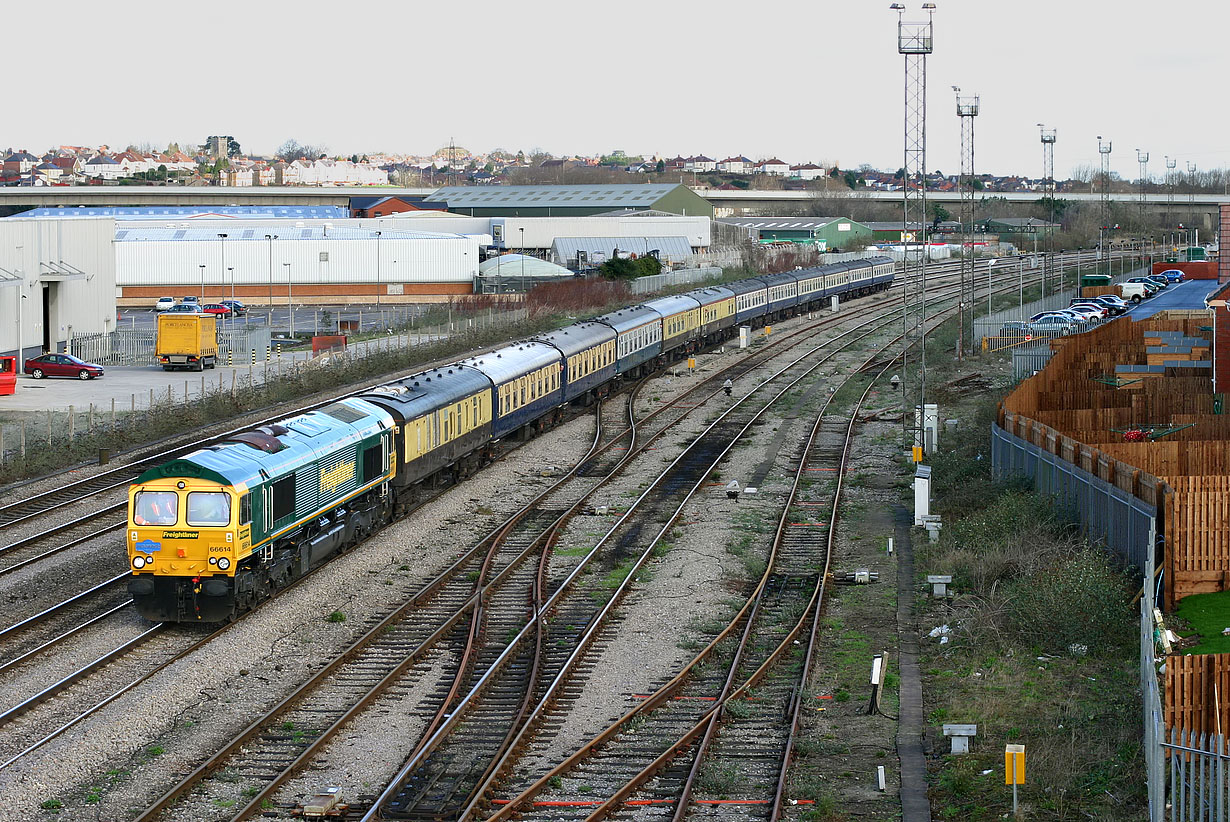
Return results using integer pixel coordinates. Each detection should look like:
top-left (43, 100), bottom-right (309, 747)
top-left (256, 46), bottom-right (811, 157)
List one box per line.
top-left (132, 556), bottom-right (146, 569)
top-left (217, 557), bottom-right (231, 571)
top-left (208, 556), bottom-right (217, 565)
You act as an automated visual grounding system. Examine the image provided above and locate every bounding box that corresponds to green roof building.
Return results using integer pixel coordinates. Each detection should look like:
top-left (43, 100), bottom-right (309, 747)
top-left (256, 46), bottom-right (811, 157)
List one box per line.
top-left (719, 216), bottom-right (873, 251)
top-left (428, 184), bottom-right (713, 219)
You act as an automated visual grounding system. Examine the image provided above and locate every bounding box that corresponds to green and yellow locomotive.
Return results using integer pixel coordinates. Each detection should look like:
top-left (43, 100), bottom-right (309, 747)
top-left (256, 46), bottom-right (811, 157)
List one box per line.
top-left (127, 399), bottom-right (395, 621)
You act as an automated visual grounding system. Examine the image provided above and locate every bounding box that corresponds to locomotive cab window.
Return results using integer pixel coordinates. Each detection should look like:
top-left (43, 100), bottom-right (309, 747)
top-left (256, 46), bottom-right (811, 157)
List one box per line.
top-left (187, 491), bottom-right (231, 526)
top-left (239, 493), bottom-right (252, 525)
top-left (134, 491), bottom-right (177, 526)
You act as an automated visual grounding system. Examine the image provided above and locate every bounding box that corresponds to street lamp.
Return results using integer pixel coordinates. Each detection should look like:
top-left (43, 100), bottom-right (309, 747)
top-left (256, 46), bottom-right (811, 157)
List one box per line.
top-left (198, 264), bottom-right (205, 301)
top-left (284, 262), bottom-right (293, 336)
top-left (518, 227), bottom-right (525, 292)
top-left (264, 234), bottom-right (278, 324)
top-left (227, 267), bottom-right (234, 326)
top-left (217, 233), bottom-right (228, 305)
top-left (374, 230), bottom-right (382, 311)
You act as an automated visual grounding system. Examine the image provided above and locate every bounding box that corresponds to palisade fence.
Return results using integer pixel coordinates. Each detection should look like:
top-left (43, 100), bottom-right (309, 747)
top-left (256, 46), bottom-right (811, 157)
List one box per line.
top-left (0, 306), bottom-right (530, 469)
top-left (68, 327), bottom-right (274, 368)
top-left (993, 417), bottom-right (1189, 820)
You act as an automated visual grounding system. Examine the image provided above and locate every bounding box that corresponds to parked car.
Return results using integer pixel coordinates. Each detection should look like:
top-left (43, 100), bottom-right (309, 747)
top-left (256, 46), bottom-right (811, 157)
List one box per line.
top-left (181, 295), bottom-right (199, 304)
top-left (1032, 309), bottom-right (1089, 324)
top-left (23, 353), bottom-right (105, 380)
top-left (1159, 269), bottom-right (1187, 283)
top-left (1067, 302), bottom-right (1109, 319)
top-left (167, 303), bottom-right (204, 314)
top-left (1145, 275), bottom-right (1170, 288)
top-left (998, 320), bottom-right (1031, 336)
top-left (1119, 282), bottom-right (1153, 303)
top-left (1028, 315), bottom-right (1078, 335)
top-left (155, 296), bottom-right (176, 312)
top-left (1082, 295), bottom-right (1128, 315)
top-left (1127, 277), bottom-right (1164, 295)
top-left (201, 303), bottom-right (233, 317)
top-left (219, 299), bottom-right (247, 316)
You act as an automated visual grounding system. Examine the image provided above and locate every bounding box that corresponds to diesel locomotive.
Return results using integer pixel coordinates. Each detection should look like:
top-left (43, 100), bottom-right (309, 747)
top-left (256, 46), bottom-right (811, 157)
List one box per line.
top-left (127, 256), bottom-right (894, 622)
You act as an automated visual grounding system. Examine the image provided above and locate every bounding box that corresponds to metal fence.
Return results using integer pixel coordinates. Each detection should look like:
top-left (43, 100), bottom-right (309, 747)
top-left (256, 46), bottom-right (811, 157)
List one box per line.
top-left (1164, 727), bottom-right (1230, 821)
top-left (990, 423), bottom-right (1155, 571)
top-left (994, 421), bottom-right (1171, 818)
top-left (630, 267), bottom-right (724, 294)
top-left (1009, 344), bottom-right (1055, 380)
top-left (69, 326), bottom-right (273, 368)
top-left (971, 259), bottom-right (1144, 347)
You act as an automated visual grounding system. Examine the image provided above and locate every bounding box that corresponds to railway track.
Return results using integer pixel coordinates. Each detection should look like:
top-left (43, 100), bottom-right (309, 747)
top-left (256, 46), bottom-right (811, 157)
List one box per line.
top-left (0, 252), bottom-right (1102, 818)
top-left (124, 297), bottom-right (912, 821)
top-left (480, 323), bottom-right (906, 822)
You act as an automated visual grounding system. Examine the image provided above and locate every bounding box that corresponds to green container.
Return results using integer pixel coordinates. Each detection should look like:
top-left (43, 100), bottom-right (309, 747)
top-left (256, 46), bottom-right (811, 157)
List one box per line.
top-left (1080, 274), bottom-right (1112, 287)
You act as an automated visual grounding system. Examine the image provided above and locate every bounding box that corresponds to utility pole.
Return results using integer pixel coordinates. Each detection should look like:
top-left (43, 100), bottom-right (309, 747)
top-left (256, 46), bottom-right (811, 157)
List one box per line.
top-left (891, 1), bottom-right (935, 451)
top-left (1165, 155), bottom-right (1177, 256)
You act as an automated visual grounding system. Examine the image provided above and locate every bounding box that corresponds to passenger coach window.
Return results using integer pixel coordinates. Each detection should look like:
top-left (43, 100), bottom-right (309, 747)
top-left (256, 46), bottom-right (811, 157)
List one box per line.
top-left (134, 491), bottom-right (177, 526)
top-left (186, 491), bottom-right (230, 526)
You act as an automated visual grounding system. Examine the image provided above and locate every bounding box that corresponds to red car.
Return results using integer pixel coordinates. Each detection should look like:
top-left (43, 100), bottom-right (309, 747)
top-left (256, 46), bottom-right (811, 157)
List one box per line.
top-left (201, 303), bottom-right (233, 317)
top-left (24, 353), bottom-right (105, 380)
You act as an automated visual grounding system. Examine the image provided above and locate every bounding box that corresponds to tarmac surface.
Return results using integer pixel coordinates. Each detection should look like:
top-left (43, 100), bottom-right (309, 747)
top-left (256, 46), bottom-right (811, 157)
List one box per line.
top-left (1123, 276), bottom-right (1220, 319)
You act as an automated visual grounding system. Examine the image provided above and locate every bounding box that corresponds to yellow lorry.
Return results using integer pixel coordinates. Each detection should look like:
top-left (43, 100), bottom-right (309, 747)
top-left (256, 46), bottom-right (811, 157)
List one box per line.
top-left (157, 314), bottom-right (218, 371)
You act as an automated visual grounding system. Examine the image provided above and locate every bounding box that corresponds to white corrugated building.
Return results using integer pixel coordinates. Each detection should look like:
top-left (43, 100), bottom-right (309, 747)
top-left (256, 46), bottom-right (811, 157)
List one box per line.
top-left (0, 217), bottom-right (118, 360)
top-left (112, 221), bottom-right (479, 306)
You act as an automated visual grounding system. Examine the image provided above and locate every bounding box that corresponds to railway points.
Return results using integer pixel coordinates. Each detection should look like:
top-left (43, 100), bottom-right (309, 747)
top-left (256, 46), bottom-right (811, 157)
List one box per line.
top-left (0, 253), bottom-right (1092, 820)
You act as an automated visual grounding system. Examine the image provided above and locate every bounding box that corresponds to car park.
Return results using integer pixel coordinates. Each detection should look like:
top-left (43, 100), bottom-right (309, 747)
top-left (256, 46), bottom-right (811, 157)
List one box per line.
top-left (155, 297), bottom-right (176, 312)
top-left (23, 352), bottom-right (105, 380)
top-left (219, 299), bottom-right (247, 316)
top-left (167, 303), bottom-right (204, 314)
top-left (201, 303), bottom-right (233, 317)
top-left (1159, 269), bottom-right (1187, 283)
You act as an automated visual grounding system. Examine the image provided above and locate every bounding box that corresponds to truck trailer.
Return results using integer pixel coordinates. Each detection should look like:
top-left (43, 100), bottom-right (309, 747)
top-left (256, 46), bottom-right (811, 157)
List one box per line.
top-left (157, 314), bottom-right (218, 371)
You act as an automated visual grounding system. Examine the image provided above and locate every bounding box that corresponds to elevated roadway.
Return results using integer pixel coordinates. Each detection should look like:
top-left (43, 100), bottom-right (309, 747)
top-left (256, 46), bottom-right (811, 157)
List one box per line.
top-left (0, 186), bottom-right (1224, 228)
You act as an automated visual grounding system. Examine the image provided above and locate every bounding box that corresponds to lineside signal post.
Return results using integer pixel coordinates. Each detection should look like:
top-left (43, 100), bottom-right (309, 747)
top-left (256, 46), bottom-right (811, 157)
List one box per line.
top-left (1005, 743), bottom-right (1025, 813)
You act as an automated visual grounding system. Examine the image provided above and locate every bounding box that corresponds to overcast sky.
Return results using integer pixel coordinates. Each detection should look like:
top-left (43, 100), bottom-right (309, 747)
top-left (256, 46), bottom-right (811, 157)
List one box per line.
top-left (21, 0), bottom-right (1226, 181)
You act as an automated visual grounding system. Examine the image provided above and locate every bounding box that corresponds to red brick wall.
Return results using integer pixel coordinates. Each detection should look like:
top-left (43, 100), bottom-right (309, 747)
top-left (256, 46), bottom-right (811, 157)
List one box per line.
top-left (1221, 204), bottom-right (1230, 282)
top-left (1153, 261), bottom-right (1218, 279)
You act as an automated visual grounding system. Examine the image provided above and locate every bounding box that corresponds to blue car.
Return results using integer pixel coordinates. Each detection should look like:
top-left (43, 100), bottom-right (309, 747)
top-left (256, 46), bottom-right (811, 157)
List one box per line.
top-left (1158, 269), bottom-right (1186, 283)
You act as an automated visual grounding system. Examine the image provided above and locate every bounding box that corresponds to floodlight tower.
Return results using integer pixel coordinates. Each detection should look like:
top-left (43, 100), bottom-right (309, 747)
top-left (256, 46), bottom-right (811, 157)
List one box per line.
top-left (1165, 155), bottom-right (1177, 253)
top-left (954, 85), bottom-right (978, 358)
top-left (1038, 124), bottom-right (1056, 288)
top-left (1098, 137), bottom-right (1112, 272)
top-left (1136, 149), bottom-right (1149, 227)
top-left (891, 1), bottom-right (935, 442)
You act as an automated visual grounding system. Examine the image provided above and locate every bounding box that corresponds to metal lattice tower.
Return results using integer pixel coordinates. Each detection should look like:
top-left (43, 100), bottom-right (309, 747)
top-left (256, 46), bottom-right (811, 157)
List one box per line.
top-left (1136, 149), bottom-right (1149, 226)
top-left (1039, 125), bottom-right (1056, 288)
top-left (892, 2), bottom-right (934, 436)
top-left (955, 86), bottom-right (978, 358)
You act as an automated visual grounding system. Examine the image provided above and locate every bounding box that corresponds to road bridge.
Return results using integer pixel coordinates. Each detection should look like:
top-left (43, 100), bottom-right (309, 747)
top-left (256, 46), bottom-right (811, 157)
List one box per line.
top-left (0, 186), bottom-right (1223, 229)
